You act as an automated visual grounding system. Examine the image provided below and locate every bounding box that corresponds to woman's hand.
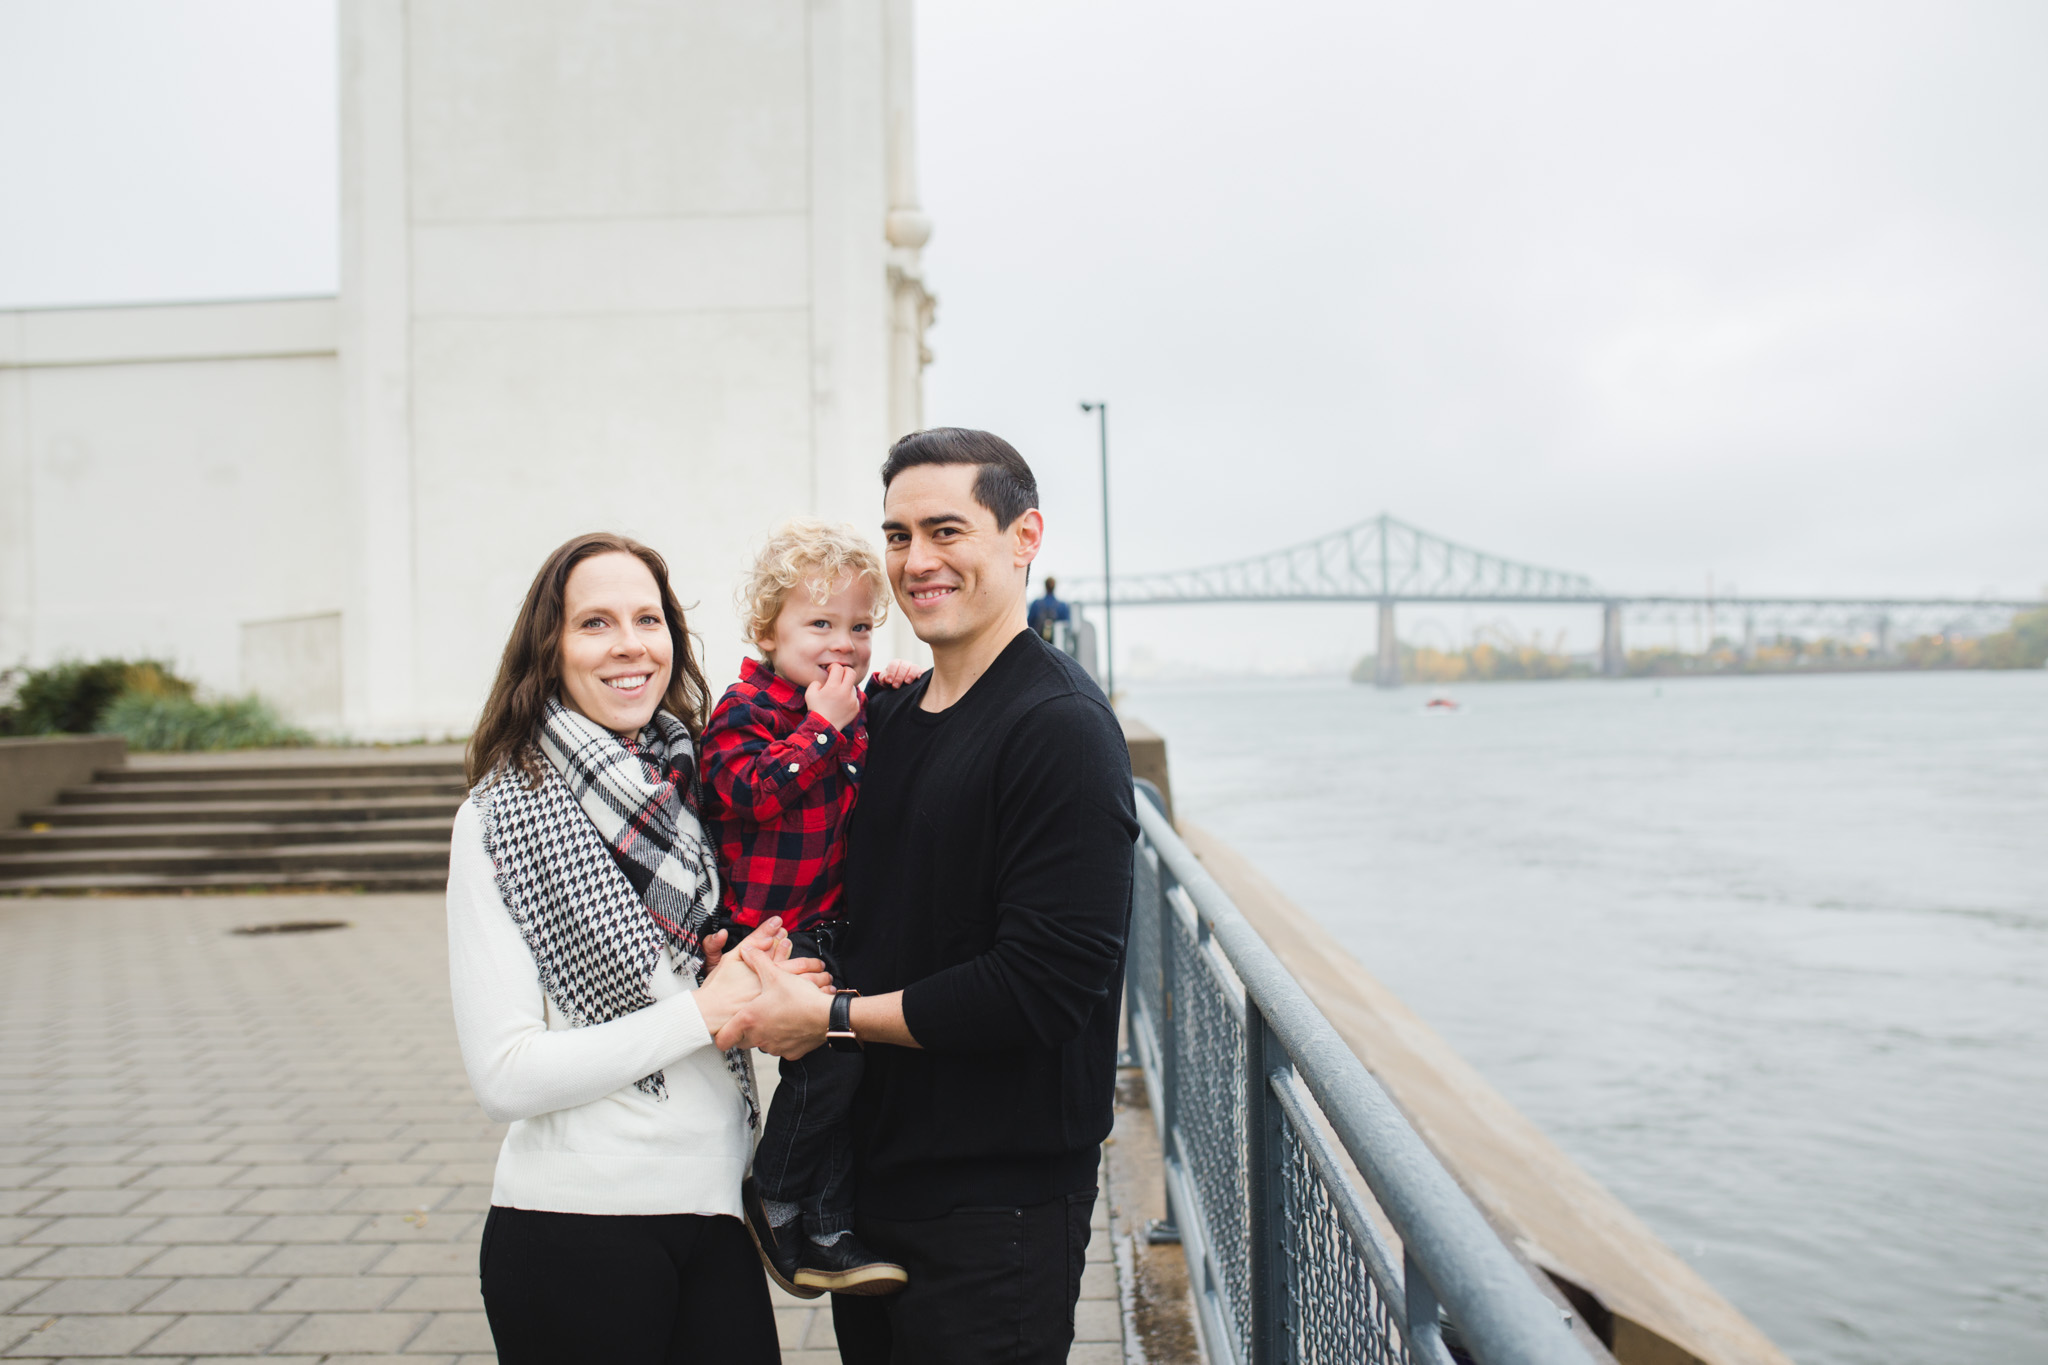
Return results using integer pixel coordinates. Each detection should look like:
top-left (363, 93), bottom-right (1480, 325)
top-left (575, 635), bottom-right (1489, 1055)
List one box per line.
top-left (739, 924), bottom-right (833, 996)
top-left (693, 917), bottom-right (785, 1036)
top-left (694, 947), bottom-right (768, 1037)
top-left (703, 915), bottom-right (783, 973)
top-left (783, 957), bottom-right (835, 993)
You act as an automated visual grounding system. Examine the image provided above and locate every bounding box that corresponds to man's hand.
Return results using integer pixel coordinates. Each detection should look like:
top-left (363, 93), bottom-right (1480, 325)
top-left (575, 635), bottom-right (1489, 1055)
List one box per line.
top-left (715, 944), bottom-right (835, 1058)
top-left (872, 658), bottom-right (923, 688)
top-left (805, 663), bottom-right (861, 732)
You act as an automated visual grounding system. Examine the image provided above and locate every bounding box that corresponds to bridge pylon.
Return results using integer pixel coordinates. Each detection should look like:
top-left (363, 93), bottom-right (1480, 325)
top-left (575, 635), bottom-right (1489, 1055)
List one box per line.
top-left (1375, 599), bottom-right (1399, 689)
top-left (1601, 601), bottom-right (1625, 677)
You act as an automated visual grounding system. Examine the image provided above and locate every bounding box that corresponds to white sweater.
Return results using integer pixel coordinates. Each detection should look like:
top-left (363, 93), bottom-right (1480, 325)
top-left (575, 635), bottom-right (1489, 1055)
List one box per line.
top-left (445, 798), bottom-right (751, 1217)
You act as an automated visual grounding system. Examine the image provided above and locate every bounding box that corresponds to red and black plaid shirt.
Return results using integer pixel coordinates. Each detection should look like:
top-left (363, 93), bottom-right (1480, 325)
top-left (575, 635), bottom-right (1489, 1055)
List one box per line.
top-left (698, 657), bottom-right (869, 932)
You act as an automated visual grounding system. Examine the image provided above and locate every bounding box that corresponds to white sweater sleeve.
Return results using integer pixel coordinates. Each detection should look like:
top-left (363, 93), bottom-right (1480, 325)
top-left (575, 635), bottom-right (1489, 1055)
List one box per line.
top-left (446, 800), bottom-right (716, 1124)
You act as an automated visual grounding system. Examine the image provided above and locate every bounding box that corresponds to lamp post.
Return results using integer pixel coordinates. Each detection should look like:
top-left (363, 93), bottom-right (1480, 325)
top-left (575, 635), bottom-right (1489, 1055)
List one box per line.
top-left (1078, 401), bottom-right (1113, 700)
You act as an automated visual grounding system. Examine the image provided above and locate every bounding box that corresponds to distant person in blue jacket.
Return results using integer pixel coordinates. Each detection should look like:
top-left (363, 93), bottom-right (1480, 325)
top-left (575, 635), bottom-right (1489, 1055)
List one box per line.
top-left (1027, 577), bottom-right (1071, 641)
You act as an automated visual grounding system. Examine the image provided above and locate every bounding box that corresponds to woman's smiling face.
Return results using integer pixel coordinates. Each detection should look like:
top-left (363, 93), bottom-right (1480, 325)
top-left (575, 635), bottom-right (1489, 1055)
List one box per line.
top-left (558, 551), bottom-right (673, 735)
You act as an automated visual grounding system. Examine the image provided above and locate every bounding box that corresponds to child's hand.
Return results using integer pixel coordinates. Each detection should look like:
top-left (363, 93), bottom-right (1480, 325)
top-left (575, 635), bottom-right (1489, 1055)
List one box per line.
top-left (873, 658), bottom-right (923, 688)
top-left (805, 663), bottom-right (862, 731)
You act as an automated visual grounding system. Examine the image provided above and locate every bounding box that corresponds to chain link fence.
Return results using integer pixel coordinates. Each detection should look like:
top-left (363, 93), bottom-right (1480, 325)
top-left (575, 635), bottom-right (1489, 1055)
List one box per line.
top-left (1125, 784), bottom-right (1595, 1365)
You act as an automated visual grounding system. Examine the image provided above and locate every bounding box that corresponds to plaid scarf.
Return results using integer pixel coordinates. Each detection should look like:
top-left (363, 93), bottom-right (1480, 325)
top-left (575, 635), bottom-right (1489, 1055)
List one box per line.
top-left (473, 698), bottom-right (756, 1122)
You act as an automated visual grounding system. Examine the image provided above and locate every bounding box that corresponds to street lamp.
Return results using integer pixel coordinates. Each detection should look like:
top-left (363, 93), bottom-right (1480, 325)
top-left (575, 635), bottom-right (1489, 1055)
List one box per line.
top-left (1078, 401), bottom-right (1113, 700)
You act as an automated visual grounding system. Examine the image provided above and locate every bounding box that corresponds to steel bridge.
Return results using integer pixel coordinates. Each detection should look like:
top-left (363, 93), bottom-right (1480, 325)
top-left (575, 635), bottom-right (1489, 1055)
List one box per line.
top-left (1065, 513), bottom-right (2039, 685)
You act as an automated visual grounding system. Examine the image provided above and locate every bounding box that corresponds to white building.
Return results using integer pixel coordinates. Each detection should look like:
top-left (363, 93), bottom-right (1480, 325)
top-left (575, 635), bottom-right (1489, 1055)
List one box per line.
top-left (0, 0), bottom-right (934, 738)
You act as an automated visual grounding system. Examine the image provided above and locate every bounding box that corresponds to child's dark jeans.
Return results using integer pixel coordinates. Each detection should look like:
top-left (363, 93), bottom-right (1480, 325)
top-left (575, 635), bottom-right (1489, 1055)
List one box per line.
top-left (752, 927), bottom-right (861, 1240)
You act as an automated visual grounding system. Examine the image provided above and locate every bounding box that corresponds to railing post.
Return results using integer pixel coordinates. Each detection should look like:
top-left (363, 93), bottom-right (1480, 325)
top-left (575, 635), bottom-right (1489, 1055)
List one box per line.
top-left (1160, 863), bottom-right (1177, 1135)
top-left (1245, 1002), bottom-right (1289, 1365)
top-left (1156, 857), bottom-right (1181, 1241)
top-left (1405, 1245), bottom-right (1452, 1365)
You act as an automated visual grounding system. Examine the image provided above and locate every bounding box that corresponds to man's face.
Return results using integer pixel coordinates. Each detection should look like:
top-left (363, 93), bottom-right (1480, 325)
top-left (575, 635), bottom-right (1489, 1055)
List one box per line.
top-left (882, 463), bottom-right (1036, 648)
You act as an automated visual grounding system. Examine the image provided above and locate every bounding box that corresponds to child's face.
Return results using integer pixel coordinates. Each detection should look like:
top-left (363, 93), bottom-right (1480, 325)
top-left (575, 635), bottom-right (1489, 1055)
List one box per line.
top-left (759, 575), bottom-right (876, 687)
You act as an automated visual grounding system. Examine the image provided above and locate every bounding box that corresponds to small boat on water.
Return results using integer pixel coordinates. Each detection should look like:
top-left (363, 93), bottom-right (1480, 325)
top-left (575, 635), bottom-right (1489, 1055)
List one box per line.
top-left (1425, 696), bottom-right (1460, 711)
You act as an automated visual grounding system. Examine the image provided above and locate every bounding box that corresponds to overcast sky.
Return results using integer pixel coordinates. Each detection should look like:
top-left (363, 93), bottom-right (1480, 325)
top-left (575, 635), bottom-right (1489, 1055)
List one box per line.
top-left (4, 0), bottom-right (2042, 672)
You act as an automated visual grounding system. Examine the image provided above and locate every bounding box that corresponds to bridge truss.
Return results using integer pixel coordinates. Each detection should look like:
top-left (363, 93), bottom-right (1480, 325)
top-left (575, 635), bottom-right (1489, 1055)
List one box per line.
top-left (1065, 513), bottom-right (1603, 606)
top-left (1062, 512), bottom-right (2040, 684)
top-left (1066, 514), bottom-right (2035, 616)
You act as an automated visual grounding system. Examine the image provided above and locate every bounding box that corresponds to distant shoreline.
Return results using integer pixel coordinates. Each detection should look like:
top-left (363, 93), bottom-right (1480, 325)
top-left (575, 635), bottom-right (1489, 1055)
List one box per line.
top-left (1353, 660), bottom-right (2048, 685)
top-left (1120, 665), bottom-right (2048, 689)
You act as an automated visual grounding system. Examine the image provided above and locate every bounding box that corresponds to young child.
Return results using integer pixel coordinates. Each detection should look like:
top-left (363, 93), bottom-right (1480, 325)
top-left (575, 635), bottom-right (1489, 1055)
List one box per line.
top-left (698, 519), bottom-right (919, 1299)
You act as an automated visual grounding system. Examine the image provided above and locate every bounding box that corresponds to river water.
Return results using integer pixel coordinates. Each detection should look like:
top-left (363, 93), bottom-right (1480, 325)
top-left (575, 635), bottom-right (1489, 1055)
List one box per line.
top-left (1118, 669), bottom-right (2046, 1365)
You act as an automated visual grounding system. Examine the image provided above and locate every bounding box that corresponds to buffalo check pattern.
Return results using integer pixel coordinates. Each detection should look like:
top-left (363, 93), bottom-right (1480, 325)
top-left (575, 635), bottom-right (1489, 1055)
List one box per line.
top-left (699, 657), bottom-right (872, 933)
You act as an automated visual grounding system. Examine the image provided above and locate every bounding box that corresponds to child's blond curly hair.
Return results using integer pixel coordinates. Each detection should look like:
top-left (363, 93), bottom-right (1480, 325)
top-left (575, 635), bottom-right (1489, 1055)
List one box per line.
top-left (738, 518), bottom-right (891, 652)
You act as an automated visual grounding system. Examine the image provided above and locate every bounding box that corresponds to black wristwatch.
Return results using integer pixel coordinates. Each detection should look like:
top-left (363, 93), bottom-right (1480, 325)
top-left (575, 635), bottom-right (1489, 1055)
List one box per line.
top-left (827, 990), bottom-right (862, 1053)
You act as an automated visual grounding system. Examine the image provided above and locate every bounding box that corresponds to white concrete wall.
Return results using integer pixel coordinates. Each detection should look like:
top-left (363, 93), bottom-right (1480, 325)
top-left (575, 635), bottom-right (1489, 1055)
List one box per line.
top-left (343, 0), bottom-right (930, 737)
top-left (0, 298), bottom-right (344, 697)
top-left (242, 612), bottom-right (344, 730)
top-left (0, 4), bottom-right (929, 740)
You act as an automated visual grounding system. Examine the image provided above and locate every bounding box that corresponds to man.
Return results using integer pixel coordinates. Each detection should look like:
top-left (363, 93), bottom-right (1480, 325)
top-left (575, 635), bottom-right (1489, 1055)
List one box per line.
top-left (1027, 575), bottom-right (1071, 641)
top-left (720, 428), bottom-right (1137, 1363)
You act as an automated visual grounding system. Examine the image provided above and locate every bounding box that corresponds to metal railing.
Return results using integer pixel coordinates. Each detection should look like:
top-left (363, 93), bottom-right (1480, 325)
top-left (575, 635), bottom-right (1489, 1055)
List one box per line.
top-left (1126, 787), bottom-right (1592, 1365)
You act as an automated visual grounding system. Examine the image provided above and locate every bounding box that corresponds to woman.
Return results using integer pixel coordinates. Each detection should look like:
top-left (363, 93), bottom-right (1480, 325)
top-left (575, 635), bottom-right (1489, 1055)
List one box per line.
top-left (449, 531), bottom-right (803, 1363)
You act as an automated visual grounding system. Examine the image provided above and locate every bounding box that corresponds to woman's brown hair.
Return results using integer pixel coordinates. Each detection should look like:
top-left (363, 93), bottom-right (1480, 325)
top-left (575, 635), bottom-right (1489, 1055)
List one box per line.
top-left (465, 532), bottom-right (713, 788)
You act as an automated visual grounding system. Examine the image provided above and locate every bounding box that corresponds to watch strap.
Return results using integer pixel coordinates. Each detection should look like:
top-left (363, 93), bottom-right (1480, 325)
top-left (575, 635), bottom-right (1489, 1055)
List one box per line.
top-left (827, 990), bottom-right (862, 1052)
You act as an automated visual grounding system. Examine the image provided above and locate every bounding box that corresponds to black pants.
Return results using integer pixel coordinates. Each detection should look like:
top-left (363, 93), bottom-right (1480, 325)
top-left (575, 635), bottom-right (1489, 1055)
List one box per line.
top-left (479, 1206), bottom-right (779, 1365)
top-left (755, 1042), bottom-right (863, 1237)
top-left (753, 927), bottom-right (862, 1238)
top-left (830, 1188), bottom-right (1096, 1365)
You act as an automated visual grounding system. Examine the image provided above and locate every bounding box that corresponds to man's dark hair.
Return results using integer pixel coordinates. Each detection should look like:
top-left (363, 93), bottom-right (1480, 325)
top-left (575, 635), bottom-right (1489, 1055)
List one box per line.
top-left (881, 428), bottom-right (1039, 530)
top-left (1043, 577), bottom-right (1057, 593)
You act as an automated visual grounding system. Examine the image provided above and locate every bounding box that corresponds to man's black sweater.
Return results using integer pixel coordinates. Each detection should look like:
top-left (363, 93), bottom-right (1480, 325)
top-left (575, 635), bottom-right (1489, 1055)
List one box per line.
top-left (839, 630), bottom-right (1137, 1219)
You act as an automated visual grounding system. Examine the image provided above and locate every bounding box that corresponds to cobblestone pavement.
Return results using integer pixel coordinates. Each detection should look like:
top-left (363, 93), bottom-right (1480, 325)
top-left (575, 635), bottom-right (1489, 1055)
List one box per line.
top-left (0, 895), bottom-right (1126, 1363)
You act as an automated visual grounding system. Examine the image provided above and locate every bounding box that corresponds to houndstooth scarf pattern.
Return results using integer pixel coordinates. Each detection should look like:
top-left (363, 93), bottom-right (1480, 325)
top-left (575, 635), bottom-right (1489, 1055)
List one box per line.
top-left (473, 698), bottom-right (756, 1122)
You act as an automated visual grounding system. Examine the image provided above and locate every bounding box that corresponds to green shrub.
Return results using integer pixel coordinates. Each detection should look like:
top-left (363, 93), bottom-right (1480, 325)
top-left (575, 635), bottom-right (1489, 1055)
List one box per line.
top-left (118, 660), bottom-right (196, 702)
top-left (96, 693), bottom-right (311, 752)
top-left (0, 658), bottom-right (310, 749)
top-left (1977, 606), bottom-right (2048, 669)
top-left (0, 658), bottom-right (194, 735)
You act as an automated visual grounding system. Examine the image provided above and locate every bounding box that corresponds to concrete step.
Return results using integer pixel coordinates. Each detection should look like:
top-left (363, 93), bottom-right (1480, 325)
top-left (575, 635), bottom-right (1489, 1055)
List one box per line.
top-left (0, 817), bottom-right (455, 854)
top-left (0, 841), bottom-right (451, 879)
top-left (5, 748), bottom-right (466, 894)
top-left (57, 775), bottom-right (469, 805)
top-left (0, 867), bottom-right (450, 895)
top-left (18, 795), bottom-right (464, 827)
top-left (95, 759), bottom-right (466, 784)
